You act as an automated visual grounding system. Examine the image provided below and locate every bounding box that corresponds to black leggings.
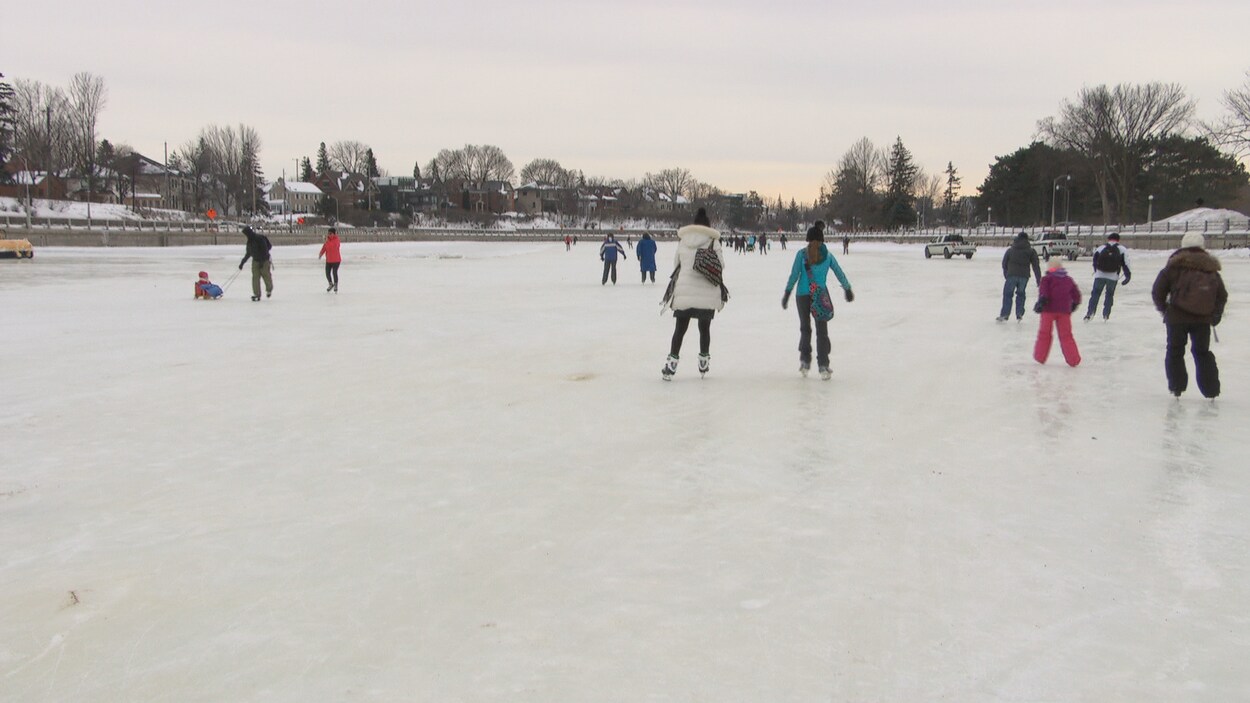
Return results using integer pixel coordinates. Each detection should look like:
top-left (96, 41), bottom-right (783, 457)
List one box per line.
top-left (325, 262), bottom-right (340, 285)
top-left (670, 315), bottom-right (712, 357)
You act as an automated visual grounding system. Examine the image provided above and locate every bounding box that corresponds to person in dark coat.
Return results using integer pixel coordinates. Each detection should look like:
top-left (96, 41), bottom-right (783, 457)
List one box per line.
top-left (636, 233), bottom-right (658, 283)
top-left (1151, 232), bottom-right (1229, 398)
top-left (239, 226), bottom-right (273, 301)
top-left (998, 232), bottom-right (1042, 321)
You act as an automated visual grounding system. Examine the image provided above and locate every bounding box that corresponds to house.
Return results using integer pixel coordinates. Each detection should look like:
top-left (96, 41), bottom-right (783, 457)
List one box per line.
top-left (444, 179), bottom-right (515, 215)
top-left (515, 183), bottom-right (574, 216)
top-left (374, 176), bottom-right (441, 214)
top-left (267, 179), bottom-right (324, 214)
top-left (312, 170), bottom-right (378, 215)
top-left (0, 167), bottom-right (69, 200)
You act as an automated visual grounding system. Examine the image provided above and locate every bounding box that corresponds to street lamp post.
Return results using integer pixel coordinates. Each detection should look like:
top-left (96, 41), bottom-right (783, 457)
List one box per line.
top-left (1147, 194), bottom-right (1154, 226)
top-left (988, 206), bottom-right (993, 231)
top-left (1050, 174), bottom-right (1070, 228)
top-left (1063, 178), bottom-right (1071, 233)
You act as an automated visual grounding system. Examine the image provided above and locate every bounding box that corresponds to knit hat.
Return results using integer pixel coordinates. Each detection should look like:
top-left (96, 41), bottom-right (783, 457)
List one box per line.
top-left (1107, 232), bottom-right (1120, 241)
top-left (1047, 258), bottom-right (1064, 270)
top-left (1015, 231), bottom-right (1029, 242)
top-left (806, 226), bottom-right (824, 242)
top-left (198, 271), bottom-right (208, 279)
top-left (1181, 232), bottom-right (1205, 249)
top-left (242, 226), bottom-right (255, 236)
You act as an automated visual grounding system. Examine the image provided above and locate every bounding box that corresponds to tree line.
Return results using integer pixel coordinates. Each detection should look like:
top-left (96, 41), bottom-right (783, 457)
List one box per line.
top-left (2, 70), bottom-right (1249, 228)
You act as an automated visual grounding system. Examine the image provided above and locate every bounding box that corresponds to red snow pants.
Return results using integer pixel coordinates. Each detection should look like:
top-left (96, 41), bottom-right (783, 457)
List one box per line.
top-left (1034, 312), bottom-right (1081, 366)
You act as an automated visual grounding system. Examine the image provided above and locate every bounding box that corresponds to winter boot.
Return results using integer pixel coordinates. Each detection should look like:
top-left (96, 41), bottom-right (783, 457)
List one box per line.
top-left (819, 366), bottom-right (832, 381)
top-left (661, 354), bottom-right (679, 381)
top-left (698, 353), bottom-right (710, 376)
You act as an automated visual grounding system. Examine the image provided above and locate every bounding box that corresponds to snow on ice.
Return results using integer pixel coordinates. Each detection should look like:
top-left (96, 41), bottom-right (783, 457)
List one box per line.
top-left (1, 240), bottom-right (1247, 701)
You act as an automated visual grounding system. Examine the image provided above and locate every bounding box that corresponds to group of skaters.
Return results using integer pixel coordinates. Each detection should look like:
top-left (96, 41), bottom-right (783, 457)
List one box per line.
top-left (998, 229), bottom-right (1228, 399)
top-left (194, 226), bottom-right (342, 301)
top-left (648, 211), bottom-right (853, 381)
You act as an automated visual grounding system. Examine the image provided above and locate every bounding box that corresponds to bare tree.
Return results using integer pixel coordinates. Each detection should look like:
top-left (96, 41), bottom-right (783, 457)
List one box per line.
top-left (464, 144), bottom-right (515, 185)
top-left (520, 157), bottom-right (573, 186)
top-left (1204, 70), bottom-right (1250, 159)
top-left (914, 168), bottom-right (944, 227)
top-left (644, 167), bottom-right (695, 198)
top-left (826, 137), bottom-right (887, 228)
top-left (11, 79), bottom-right (74, 196)
top-left (65, 72), bottom-right (107, 205)
top-left (328, 140), bottom-right (370, 174)
top-left (1038, 82), bottom-right (1193, 223)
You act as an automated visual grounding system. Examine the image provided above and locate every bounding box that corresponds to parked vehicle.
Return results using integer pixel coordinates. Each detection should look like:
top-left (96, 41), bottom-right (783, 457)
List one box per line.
top-left (1031, 231), bottom-right (1083, 261)
top-left (924, 234), bottom-right (977, 259)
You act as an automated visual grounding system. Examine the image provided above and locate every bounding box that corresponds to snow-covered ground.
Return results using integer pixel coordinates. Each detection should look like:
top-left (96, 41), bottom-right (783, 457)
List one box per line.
top-left (0, 196), bottom-right (193, 222)
top-left (2, 241), bottom-right (1247, 701)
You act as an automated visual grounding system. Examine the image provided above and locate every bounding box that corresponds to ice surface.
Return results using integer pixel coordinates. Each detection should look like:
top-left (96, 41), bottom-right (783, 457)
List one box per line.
top-left (1, 241), bottom-right (1247, 701)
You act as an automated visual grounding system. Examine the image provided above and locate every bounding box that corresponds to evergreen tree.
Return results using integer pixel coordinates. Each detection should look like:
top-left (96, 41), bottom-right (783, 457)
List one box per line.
top-left (1139, 134), bottom-right (1249, 220)
top-left (881, 137), bottom-right (918, 229)
top-left (365, 148), bottom-right (380, 178)
top-left (316, 142), bottom-right (330, 174)
top-left (943, 162), bottom-right (961, 225)
top-left (0, 72), bottom-right (15, 184)
top-left (300, 157), bottom-right (313, 182)
top-left (413, 161), bottom-right (421, 179)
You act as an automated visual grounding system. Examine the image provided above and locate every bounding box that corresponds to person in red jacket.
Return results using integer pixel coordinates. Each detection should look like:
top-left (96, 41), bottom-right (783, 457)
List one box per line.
top-left (319, 228), bottom-right (342, 292)
top-left (1033, 259), bottom-right (1082, 366)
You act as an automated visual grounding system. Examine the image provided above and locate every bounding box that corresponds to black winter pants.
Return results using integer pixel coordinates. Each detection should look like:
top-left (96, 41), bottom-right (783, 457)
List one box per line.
top-left (797, 295), bottom-right (831, 367)
top-left (602, 260), bottom-right (618, 284)
top-left (1166, 323), bottom-right (1220, 397)
top-left (325, 262), bottom-right (340, 286)
top-left (670, 313), bottom-right (712, 357)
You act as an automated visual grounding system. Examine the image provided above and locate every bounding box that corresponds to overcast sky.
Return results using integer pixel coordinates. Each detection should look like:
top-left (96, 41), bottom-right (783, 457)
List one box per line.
top-left (6, 0), bottom-right (1249, 203)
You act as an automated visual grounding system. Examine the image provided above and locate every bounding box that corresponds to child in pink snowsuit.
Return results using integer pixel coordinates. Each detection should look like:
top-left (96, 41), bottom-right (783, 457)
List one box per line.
top-left (1034, 259), bottom-right (1082, 366)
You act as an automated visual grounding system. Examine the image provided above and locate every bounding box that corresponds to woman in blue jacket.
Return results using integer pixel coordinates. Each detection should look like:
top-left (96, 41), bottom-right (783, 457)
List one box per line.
top-left (782, 226), bottom-right (853, 379)
top-left (636, 233), bottom-right (658, 283)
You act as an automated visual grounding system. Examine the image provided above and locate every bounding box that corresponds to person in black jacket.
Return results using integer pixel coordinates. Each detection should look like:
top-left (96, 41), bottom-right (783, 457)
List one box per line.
top-left (239, 226), bottom-right (274, 301)
top-left (998, 232), bottom-right (1042, 321)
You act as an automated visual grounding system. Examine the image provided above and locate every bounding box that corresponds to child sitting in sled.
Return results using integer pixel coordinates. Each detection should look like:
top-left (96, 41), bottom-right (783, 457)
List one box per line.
top-left (195, 271), bottom-right (224, 299)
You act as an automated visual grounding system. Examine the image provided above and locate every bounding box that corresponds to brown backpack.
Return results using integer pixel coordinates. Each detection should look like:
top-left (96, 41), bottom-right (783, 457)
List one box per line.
top-left (1171, 268), bottom-right (1220, 316)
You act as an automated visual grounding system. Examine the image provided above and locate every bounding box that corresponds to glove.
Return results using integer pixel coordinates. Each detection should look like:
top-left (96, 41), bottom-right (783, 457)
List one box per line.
top-left (781, 290), bottom-right (791, 310)
top-left (1033, 297), bottom-right (1047, 314)
top-left (1071, 301), bottom-right (1079, 312)
top-left (238, 263), bottom-right (244, 270)
top-left (1212, 313), bottom-right (1221, 327)
top-left (1121, 273), bottom-right (1131, 285)
top-left (844, 288), bottom-right (854, 303)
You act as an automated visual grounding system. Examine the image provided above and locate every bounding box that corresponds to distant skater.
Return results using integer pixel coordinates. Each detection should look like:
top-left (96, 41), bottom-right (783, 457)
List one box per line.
top-left (1151, 232), bottom-right (1228, 398)
top-left (637, 232), bottom-right (658, 283)
top-left (782, 225), bottom-right (853, 380)
top-left (239, 226), bottom-right (273, 301)
top-left (1033, 259), bottom-right (1082, 366)
top-left (661, 208), bottom-right (725, 380)
top-left (319, 227), bottom-right (341, 292)
top-left (842, 233), bottom-right (850, 255)
top-left (600, 235), bottom-right (627, 285)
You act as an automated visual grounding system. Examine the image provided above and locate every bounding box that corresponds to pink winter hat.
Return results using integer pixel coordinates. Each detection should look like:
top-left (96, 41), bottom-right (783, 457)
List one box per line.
top-left (1047, 259), bottom-right (1064, 270)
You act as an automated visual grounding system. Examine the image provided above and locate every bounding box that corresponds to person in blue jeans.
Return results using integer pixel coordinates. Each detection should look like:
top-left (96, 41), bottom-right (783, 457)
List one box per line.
top-left (782, 225), bottom-right (853, 379)
top-left (1084, 232), bottom-right (1131, 321)
top-left (998, 231), bottom-right (1042, 322)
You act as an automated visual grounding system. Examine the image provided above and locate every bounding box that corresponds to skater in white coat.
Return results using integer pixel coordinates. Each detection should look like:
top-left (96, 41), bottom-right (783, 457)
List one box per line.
top-left (661, 207), bottom-right (725, 380)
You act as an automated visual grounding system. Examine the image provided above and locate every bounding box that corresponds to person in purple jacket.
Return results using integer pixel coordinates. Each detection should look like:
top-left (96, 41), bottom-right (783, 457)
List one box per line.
top-left (1033, 259), bottom-right (1082, 366)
